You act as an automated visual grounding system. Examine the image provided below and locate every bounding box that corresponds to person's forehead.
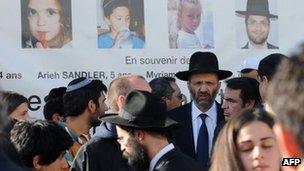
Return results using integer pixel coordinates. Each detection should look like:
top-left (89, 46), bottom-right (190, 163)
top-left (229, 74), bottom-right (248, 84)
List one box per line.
top-left (116, 126), bottom-right (129, 136)
top-left (189, 72), bottom-right (219, 81)
top-left (247, 15), bottom-right (268, 21)
top-left (112, 6), bottom-right (130, 15)
top-left (237, 121), bottom-right (274, 142)
top-left (182, 2), bottom-right (202, 10)
top-left (224, 88), bottom-right (241, 98)
top-left (28, 0), bottom-right (61, 10)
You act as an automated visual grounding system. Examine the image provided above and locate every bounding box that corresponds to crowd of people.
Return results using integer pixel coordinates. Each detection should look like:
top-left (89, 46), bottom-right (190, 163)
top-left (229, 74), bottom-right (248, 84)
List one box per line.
top-left (0, 48), bottom-right (304, 171)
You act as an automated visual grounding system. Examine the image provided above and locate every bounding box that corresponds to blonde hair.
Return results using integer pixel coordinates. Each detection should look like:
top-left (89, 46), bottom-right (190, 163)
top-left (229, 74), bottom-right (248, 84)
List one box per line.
top-left (177, 0), bottom-right (201, 29)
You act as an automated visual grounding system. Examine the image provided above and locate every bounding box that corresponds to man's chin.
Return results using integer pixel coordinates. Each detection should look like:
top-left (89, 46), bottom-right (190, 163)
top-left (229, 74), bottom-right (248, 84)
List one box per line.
top-left (253, 40), bottom-right (266, 45)
top-left (249, 36), bottom-right (268, 45)
top-left (197, 96), bottom-right (212, 103)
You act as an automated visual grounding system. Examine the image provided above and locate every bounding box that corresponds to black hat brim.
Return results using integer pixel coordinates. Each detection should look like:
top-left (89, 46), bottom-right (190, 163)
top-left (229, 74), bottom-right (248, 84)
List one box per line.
top-left (236, 10), bottom-right (278, 18)
top-left (100, 113), bottom-right (180, 129)
top-left (175, 69), bottom-right (233, 81)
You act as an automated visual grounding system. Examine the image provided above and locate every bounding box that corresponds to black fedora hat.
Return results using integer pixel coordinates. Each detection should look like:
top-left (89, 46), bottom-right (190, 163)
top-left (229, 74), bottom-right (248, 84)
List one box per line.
top-left (175, 51), bottom-right (232, 81)
top-left (100, 90), bottom-right (179, 129)
top-left (236, 0), bottom-right (278, 18)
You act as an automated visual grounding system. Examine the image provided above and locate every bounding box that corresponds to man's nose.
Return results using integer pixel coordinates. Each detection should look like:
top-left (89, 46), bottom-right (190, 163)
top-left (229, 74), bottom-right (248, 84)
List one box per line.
top-left (120, 144), bottom-right (125, 152)
top-left (221, 100), bottom-right (227, 109)
top-left (199, 84), bottom-right (208, 92)
top-left (105, 104), bottom-right (109, 111)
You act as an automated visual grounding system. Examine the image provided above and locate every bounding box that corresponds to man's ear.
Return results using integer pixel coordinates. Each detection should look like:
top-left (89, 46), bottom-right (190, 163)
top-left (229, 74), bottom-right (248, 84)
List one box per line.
top-left (187, 81), bottom-right (190, 90)
top-left (162, 96), bottom-right (170, 103)
top-left (33, 155), bottom-right (42, 169)
top-left (52, 113), bottom-right (62, 122)
top-left (117, 95), bottom-right (125, 111)
top-left (88, 100), bottom-right (96, 113)
top-left (217, 81), bottom-right (221, 92)
top-left (261, 76), bottom-right (269, 85)
top-left (134, 130), bottom-right (145, 143)
top-left (245, 99), bottom-right (255, 109)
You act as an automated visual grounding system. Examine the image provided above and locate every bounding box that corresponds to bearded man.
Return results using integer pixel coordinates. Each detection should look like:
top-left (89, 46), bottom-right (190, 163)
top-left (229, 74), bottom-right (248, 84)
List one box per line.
top-left (167, 51), bottom-right (232, 170)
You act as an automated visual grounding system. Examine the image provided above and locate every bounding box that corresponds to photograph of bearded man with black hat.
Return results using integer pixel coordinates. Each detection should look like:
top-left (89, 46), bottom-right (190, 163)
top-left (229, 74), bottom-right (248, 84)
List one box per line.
top-left (236, 0), bottom-right (279, 49)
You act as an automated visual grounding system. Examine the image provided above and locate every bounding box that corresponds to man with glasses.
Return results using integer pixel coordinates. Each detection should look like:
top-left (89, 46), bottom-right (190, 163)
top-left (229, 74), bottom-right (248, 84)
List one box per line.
top-left (149, 77), bottom-right (185, 111)
top-left (236, 0), bottom-right (278, 49)
top-left (167, 51), bottom-right (232, 169)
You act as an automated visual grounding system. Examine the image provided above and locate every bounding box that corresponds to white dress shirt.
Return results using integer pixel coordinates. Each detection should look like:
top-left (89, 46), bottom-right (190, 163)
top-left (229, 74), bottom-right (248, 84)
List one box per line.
top-left (191, 101), bottom-right (217, 156)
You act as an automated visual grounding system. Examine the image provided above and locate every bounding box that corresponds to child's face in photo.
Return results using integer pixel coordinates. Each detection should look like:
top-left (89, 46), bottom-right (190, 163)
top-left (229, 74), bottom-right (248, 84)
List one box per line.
top-left (179, 2), bottom-right (202, 34)
top-left (108, 6), bottom-right (130, 33)
top-left (27, 0), bottom-right (61, 41)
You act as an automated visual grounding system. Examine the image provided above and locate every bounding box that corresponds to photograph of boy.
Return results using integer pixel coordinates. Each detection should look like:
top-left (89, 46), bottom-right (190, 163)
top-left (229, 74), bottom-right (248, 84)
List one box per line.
top-left (97, 0), bottom-right (145, 49)
top-left (21, 0), bottom-right (72, 48)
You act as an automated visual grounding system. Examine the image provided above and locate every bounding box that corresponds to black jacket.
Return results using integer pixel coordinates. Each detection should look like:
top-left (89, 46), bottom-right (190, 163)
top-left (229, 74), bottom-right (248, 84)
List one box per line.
top-left (70, 122), bottom-right (133, 171)
top-left (167, 102), bottom-right (225, 166)
top-left (153, 147), bottom-right (204, 171)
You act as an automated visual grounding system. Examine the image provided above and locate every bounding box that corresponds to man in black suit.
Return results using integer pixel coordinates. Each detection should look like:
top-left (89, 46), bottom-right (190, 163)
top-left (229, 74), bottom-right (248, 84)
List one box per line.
top-left (101, 90), bottom-right (203, 171)
top-left (236, 0), bottom-right (279, 49)
top-left (167, 51), bottom-right (232, 168)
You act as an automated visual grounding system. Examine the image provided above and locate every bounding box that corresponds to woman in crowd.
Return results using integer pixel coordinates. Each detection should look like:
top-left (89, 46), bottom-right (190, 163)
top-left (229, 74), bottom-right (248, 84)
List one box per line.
top-left (211, 108), bottom-right (281, 171)
top-left (21, 0), bottom-right (72, 48)
top-left (0, 91), bottom-right (30, 121)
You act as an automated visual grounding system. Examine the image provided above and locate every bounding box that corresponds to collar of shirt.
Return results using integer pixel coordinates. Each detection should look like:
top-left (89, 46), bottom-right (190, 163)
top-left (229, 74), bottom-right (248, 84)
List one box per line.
top-left (191, 101), bottom-right (217, 155)
top-left (249, 41), bottom-right (268, 49)
top-left (149, 143), bottom-right (174, 171)
top-left (65, 126), bottom-right (79, 141)
top-left (191, 101), bottom-right (217, 122)
top-left (64, 126), bottom-right (89, 144)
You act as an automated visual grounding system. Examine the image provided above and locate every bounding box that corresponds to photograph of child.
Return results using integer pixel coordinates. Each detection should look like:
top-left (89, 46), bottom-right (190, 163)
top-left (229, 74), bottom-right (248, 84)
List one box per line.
top-left (21, 0), bottom-right (72, 48)
top-left (97, 0), bottom-right (145, 49)
top-left (168, 0), bottom-right (214, 49)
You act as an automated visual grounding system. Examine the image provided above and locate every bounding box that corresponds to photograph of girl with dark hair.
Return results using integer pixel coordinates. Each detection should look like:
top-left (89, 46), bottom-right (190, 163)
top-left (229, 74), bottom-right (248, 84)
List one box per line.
top-left (21, 0), bottom-right (72, 48)
top-left (97, 0), bottom-right (145, 49)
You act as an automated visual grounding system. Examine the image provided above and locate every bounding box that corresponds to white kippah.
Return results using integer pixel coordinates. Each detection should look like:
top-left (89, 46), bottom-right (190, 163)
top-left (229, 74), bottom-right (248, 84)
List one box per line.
top-left (66, 78), bottom-right (92, 92)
